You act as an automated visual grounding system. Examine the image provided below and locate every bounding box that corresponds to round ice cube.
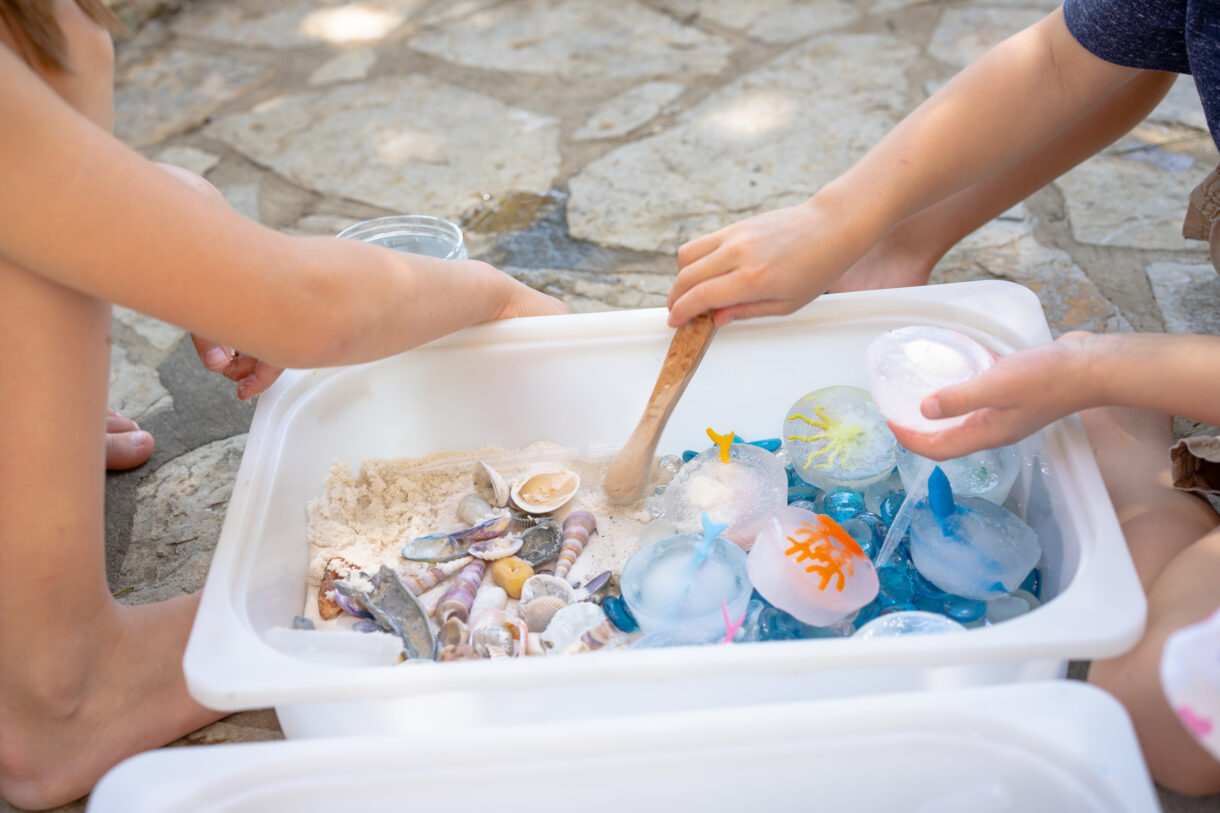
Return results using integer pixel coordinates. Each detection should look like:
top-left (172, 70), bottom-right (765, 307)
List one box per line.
top-left (866, 326), bottom-right (994, 433)
top-left (660, 443), bottom-right (787, 548)
top-left (746, 505), bottom-right (879, 627)
top-left (853, 610), bottom-right (966, 638)
top-left (896, 443), bottom-right (1021, 505)
top-left (908, 472), bottom-right (1041, 601)
top-left (781, 386), bottom-right (896, 491)
top-left (620, 532), bottom-right (751, 641)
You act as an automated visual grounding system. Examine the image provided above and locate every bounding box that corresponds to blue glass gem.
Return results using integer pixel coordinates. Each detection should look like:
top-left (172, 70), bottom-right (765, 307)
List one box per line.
top-left (741, 437), bottom-right (783, 453)
top-left (879, 491), bottom-right (906, 526)
top-left (914, 595), bottom-right (945, 614)
top-left (1020, 567), bottom-right (1042, 600)
top-left (789, 499), bottom-right (819, 513)
top-left (853, 598), bottom-right (884, 628)
top-left (601, 595), bottom-right (639, 633)
top-left (785, 464), bottom-right (806, 488)
top-left (823, 487), bottom-right (865, 523)
top-left (682, 450), bottom-right (699, 463)
top-left (787, 484), bottom-right (823, 505)
top-left (941, 594), bottom-right (986, 624)
top-left (876, 564), bottom-right (915, 605)
top-left (878, 602), bottom-right (918, 616)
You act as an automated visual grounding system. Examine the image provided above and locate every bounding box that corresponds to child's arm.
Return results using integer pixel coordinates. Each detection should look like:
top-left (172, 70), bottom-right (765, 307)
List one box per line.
top-left (667, 7), bottom-right (1141, 327)
top-left (0, 46), bottom-right (566, 373)
top-left (891, 332), bottom-right (1220, 460)
top-left (830, 69), bottom-right (1176, 293)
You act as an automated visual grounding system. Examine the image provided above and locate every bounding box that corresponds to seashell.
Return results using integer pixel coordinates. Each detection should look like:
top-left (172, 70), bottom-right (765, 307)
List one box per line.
top-left (490, 556), bottom-right (534, 599)
top-left (402, 514), bottom-right (510, 562)
top-left (470, 585), bottom-right (508, 616)
top-left (401, 557), bottom-right (472, 595)
top-left (437, 643), bottom-right (481, 662)
top-left (468, 534), bottom-right (524, 561)
top-left (576, 570), bottom-right (617, 604)
top-left (521, 595), bottom-right (568, 633)
top-left (457, 493), bottom-right (494, 526)
top-left (526, 632), bottom-right (545, 656)
top-left (436, 559), bottom-right (487, 624)
top-left (439, 616), bottom-right (469, 648)
top-left (516, 519), bottom-right (562, 567)
top-left (510, 506), bottom-right (555, 528)
top-left (579, 619), bottom-right (619, 651)
top-left (334, 565), bottom-right (437, 660)
top-left (509, 467), bottom-right (580, 514)
top-left (554, 510), bottom-right (597, 580)
top-left (519, 574), bottom-right (576, 606)
top-left (473, 461), bottom-right (509, 507)
top-left (318, 556), bottom-right (357, 620)
top-left (540, 603), bottom-right (607, 654)
top-left (470, 609), bottom-right (527, 657)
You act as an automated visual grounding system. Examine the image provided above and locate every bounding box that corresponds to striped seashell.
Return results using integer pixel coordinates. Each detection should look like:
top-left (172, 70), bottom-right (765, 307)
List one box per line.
top-left (436, 558), bottom-right (487, 623)
top-left (521, 595), bottom-right (567, 633)
top-left (554, 510), bottom-right (597, 580)
top-left (439, 616), bottom-right (469, 648)
top-left (579, 619), bottom-right (619, 651)
top-left (401, 556), bottom-right (473, 595)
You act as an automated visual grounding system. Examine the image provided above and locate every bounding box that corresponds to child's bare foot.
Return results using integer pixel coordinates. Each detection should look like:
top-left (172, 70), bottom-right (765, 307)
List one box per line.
top-left (0, 593), bottom-right (226, 810)
top-left (105, 409), bottom-right (153, 470)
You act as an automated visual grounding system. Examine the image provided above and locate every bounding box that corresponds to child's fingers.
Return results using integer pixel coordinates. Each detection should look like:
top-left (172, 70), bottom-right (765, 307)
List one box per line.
top-left (712, 299), bottom-right (796, 327)
top-left (190, 334), bottom-right (234, 372)
top-left (667, 249), bottom-right (731, 311)
top-left (236, 360), bottom-right (284, 401)
top-left (677, 231), bottom-right (722, 269)
top-left (220, 352), bottom-right (259, 383)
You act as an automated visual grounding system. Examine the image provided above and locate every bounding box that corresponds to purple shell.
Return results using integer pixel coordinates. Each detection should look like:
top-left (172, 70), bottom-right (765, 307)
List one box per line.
top-left (333, 589), bottom-right (373, 619)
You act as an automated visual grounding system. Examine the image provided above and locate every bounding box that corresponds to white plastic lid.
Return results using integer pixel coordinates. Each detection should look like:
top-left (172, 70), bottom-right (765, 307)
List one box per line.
top-left (88, 681), bottom-right (1159, 813)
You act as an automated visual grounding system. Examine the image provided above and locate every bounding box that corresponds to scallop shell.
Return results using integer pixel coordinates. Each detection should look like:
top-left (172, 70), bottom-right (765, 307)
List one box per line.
top-left (474, 461), bottom-right (509, 507)
top-left (468, 534), bottom-right (524, 561)
top-left (521, 595), bottom-right (568, 632)
top-left (509, 467), bottom-right (580, 514)
top-left (519, 573), bottom-right (576, 605)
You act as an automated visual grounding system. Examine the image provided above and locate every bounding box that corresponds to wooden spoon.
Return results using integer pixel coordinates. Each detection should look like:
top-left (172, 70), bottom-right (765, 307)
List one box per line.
top-left (603, 312), bottom-right (717, 504)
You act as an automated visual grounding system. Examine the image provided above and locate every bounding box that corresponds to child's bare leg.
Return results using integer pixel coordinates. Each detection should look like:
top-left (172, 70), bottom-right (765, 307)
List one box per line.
top-left (1082, 406), bottom-right (1220, 795)
top-left (0, 260), bottom-right (223, 810)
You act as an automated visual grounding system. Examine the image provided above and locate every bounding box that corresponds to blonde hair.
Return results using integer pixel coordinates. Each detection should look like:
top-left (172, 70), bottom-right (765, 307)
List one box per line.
top-left (0, 0), bottom-right (124, 70)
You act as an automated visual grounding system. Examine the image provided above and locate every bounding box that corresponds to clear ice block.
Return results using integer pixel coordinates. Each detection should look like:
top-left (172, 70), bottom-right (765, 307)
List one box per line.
top-left (746, 505), bottom-right (879, 627)
top-left (908, 467), bottom-right (1041, 601)
top-left (896, 443), bottom-right (1021, 505)
top-left (782, 385), bottom-right (895, 491)
top-left (620, 527), bottom-right (751, 642)
top-left (866, 325), bottom-right (993, 433)
top-left (660, 442), bottom-right (787, 548)
top-left (852, 610), bottom-right (967, 638)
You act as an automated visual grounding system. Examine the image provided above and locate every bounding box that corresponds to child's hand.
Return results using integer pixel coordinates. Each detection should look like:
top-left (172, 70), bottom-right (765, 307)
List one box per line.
top-left (889, 332), bottom-right (1102, 460)
top-left (191, 335), bottom-right (284, 401)
top-left (492, 275), bottom-right (570, 320)
top-left (666, 201), bottom-right (856, 328)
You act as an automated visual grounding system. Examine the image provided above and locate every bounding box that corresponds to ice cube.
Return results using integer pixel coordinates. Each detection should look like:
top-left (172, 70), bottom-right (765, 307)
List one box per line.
top-left (896, 443), bottom-right (1021, 505)
top-left (908, 467), bottom-right (1040, 600)
top-left (782, 385), bottom-right (896, 491)
top-left (660, 442), bottom-right (786, 548)
top-left (853, 609), bottom-right (967, 638)
top-left (866, 326), bottom-right (993, 432)
top-left (746, 505), bottom-right (879, 626)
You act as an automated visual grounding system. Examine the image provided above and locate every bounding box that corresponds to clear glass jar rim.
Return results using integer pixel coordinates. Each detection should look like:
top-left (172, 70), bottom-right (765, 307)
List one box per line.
top-left (335, 215), bottom-right (465, 247)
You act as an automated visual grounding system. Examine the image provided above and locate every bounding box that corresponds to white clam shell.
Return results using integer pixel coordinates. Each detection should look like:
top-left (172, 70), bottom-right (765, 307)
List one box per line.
top-left (509, 466), bottom-right (580, 514)
top-left (519, 574), bottom-right (576, 605)
top-left (473, 461), bottom-right (509, 508)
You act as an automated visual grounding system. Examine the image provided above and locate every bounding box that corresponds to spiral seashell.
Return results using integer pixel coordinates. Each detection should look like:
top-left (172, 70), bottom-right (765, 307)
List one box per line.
top-left (470, 609), bottom-right (527, 658)
top-left (436, 559), bottom-right (487, 624)
top-left (579, 619), bottom-right (619, 651)
top-left (439, 616), bottom-right (469, 648)
top-left (401, 556), bottom-right (472, 595)
top-left (554, 510), bottom-right (597, 580)
top-left (521, 595), bottom-right (568, 633)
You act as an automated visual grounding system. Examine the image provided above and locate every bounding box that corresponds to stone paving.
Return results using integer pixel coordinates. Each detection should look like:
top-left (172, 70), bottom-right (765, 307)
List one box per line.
top-left (15, 0), bottom-right (1220, 810)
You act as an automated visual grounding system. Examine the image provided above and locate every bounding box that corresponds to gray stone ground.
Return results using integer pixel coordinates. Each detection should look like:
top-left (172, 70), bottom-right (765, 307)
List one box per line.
top-left (11, 0), bottom-right (1220, 810)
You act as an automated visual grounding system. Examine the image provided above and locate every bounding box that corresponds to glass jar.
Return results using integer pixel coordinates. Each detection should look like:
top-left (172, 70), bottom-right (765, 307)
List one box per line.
top-left (336, 214), bottom-right (467, 260)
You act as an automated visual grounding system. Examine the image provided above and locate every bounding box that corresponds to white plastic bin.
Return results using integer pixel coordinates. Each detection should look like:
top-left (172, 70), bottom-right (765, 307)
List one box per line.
top-left (88, 681), bottom-right (1161, 812)
top-left (184, 281), bottom-right (1145, 737)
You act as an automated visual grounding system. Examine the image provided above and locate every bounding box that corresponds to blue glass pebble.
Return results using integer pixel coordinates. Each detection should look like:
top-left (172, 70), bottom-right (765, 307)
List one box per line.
top-left (1020, 567), bottom-right (1042, 600)
top-left (682, 450), bottom-right (699, 463)
top-left (789, 499), bottom-right (819, 513)
top-left (787, 484), bottom-right (823, 505)
top-left (823, 487), bottom-right (865, 522)
top-left (879, 491), bottom-right (906, 526)
top-left (785, 464), bottom-right (806, 488)
top-left (750, 589), bottom-right (774, 608)
top-left (878, 602), bottom-right (918, 616)
top-left (853, 599), bottom-right (884, 628)
top-left (914, 595), bottom-right (945, 614)
top-left (744, 437), bottom-right (783, 452)
top-left (601, 595), bottom-right (639, 633)
top-left (877, 565), bottom-right (915, 605)
top-left (941, 594), bottom-right (986, 624)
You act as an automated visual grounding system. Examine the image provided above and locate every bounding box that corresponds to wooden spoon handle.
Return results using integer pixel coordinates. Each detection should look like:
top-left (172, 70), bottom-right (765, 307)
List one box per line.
top-left (603, 312), bottom-right (717, 504)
